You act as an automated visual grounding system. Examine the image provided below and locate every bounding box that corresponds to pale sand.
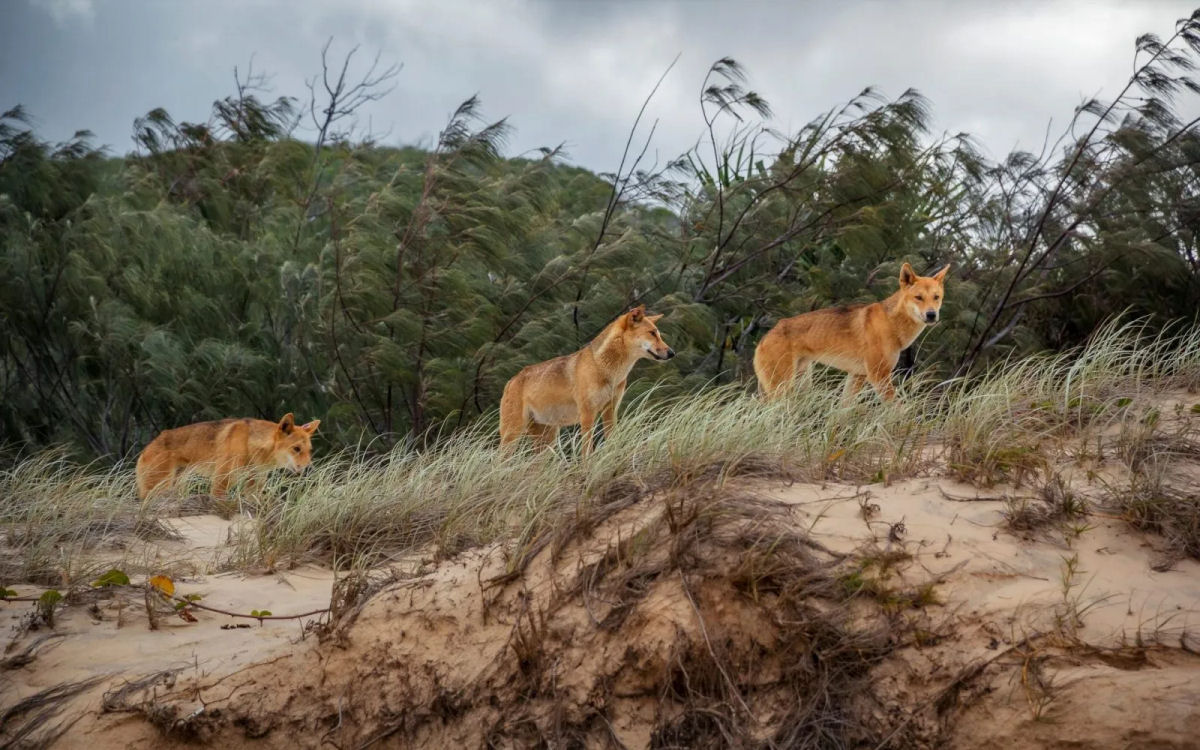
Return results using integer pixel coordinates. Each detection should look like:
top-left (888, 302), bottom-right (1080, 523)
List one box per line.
top-left (5, 464), bottom-right (1200, 747)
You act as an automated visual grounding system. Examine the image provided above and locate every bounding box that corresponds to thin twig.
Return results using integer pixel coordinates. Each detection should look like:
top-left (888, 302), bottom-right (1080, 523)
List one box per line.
top-left (161, 589), bottom-right (330, 622)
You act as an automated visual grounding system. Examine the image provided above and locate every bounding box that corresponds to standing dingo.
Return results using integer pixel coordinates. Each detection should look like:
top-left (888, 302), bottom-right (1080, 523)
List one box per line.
top-left (499, 306), bottom-right (674, 455)
top-left (754, 263), bottom-right (949, 401)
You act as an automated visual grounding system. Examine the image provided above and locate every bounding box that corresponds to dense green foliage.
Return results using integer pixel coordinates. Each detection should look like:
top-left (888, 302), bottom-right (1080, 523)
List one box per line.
top-left (3, 16), bottom-right (1200, 460)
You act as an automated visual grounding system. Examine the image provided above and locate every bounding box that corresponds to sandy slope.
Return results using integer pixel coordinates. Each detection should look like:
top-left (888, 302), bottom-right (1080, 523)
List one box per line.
top-left (2, 515), bottom-right (335, 748)
top-left (5, 472), bottom-right (1200, 748)
top-left (764, 477), bottom-right (1200, 649)
top-left (766, 478), bottom-right (1200, 748)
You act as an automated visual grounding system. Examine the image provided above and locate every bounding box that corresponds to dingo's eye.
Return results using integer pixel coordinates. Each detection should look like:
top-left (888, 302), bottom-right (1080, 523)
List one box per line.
top-left (934, 294), bottom-right (940, 301)
top-left (915, 295), bottom-right (925, 302)
top-left (293, 446), bottom-right (301, 453)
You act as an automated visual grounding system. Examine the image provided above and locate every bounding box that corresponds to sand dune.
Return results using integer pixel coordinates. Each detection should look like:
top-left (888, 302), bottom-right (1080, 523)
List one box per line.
top-left (6, 460), bottom-right (1200, 749)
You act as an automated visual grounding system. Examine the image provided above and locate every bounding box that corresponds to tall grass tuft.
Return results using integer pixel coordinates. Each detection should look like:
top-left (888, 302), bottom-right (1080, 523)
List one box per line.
top-left (0, 452), bottom-right (164, 586)
top-left (3, 320), bottom-right (1200, 579)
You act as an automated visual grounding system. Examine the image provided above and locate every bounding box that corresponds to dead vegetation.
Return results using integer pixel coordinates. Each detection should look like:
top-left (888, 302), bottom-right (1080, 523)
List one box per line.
top-left (1102, 458), bottom-right (1200, 569)
top-left (88, 474), bottom-right (951, 749)
top-left (1000, 472), bottom-right (1091, 542)
top-left (4, 322), bottom-right (1200, 748)
top-left (1, 673), bottom-right (110, 750)
top-left (1100, 404), bottom-right (1200, 568)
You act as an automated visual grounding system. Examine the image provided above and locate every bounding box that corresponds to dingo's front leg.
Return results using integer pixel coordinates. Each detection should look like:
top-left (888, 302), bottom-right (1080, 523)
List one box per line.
top-left (867, 359), bottom-right (896, 401)
top-left (579, 403), bottom-right (599, 457)
top-left (842, 373), bottom-right (867, 404)
top-left (601, 379), bottom-right (626, 444)
top-left (528, 423), bottom-right (559, 451)
top-left (211, 458), bottom-right (245, 498)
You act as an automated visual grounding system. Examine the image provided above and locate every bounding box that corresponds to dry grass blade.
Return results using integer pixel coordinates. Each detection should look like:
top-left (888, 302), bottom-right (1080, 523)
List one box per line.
top-left (101, 668), bottom-right (186, 713)
top-left (0, 633), bottom-right (65, 670)
top-left (1104, 461), bottom-right (1200, 567)
top-left (0, 674), bottom-right (110, 749)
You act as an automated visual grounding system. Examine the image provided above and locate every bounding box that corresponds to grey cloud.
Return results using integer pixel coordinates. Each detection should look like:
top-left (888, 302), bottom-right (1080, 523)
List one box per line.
top-left (3, 0), bottom-right (1197, 171)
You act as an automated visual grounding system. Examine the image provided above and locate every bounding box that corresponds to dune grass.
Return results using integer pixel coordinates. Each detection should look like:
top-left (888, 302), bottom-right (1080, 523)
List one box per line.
top-left (3, 319), bottom-right (1199, 584)
top-left (0, 453), bottom-right (166, 587)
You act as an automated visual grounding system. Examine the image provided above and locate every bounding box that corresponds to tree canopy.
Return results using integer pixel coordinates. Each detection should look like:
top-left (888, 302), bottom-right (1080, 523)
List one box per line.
top-left (4, 15), bottom-right (1200, 460)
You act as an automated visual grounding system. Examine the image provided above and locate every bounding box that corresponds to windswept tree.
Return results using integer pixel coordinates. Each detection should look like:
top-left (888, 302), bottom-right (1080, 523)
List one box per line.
top-left (322, 97), bottom-right (555, 441)
top-left (3, 12), bottom-right (1200, 461)
top-left (954, 12), bottom-right (1200, 371)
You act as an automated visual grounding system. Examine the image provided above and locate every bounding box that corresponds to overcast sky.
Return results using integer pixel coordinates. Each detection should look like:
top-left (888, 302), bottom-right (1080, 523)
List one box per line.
top-left (2, 0), bottom-right (1197, 173)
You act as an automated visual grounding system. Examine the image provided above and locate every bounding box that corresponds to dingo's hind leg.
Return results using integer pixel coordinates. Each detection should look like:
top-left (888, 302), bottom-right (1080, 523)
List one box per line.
top-left (498, 383), bottom-right (526, 453)
top-left (210, 457), bottom-right (247, 498)
top-left (758, 353), bottom-right (809, 401)
top-left (755, 332), bottom-right (807, 401)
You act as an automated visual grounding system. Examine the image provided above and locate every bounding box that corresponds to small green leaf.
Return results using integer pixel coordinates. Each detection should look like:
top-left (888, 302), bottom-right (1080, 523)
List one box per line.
top-left (174, 601), bottom-right (187, 611)
top-left (184, 593), bottom-right (203, 602)
top-left (0, 587), bottom-right (17, 598)
top-left (1191, 403), bottom-right (1200, 414)
top-left (250, 609), bottom-right (272, 617)
top-left (1115, 397), bottom-right (1133, 408)
top-left (37, 589), bottom-right (62, 625)
top-left (92, 568), bottom-right (130, 588)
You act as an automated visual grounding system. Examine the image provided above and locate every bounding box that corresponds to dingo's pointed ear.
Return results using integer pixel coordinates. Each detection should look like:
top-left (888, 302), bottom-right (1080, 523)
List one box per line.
top-left (647, 313), bottom-right (663, 324)
top-left (301, 419), bottom-right (321, 434)
top-left (278, 413), bottom-right (295, 434)
top-left (899, 263), bottom-right (917, 287)
top-left (933, 263), bottom-right (951, 283)
top-left (628, 305), bottom-right (645, 324)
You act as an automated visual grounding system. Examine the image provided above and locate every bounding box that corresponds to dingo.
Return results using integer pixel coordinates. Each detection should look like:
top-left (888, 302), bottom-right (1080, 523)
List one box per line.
top-left (754, 263), bottom-right (949, 401)
top-left (136, 413), bottom-right (320, 499)
top-left (499, 305), bottom-right (674, 455)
